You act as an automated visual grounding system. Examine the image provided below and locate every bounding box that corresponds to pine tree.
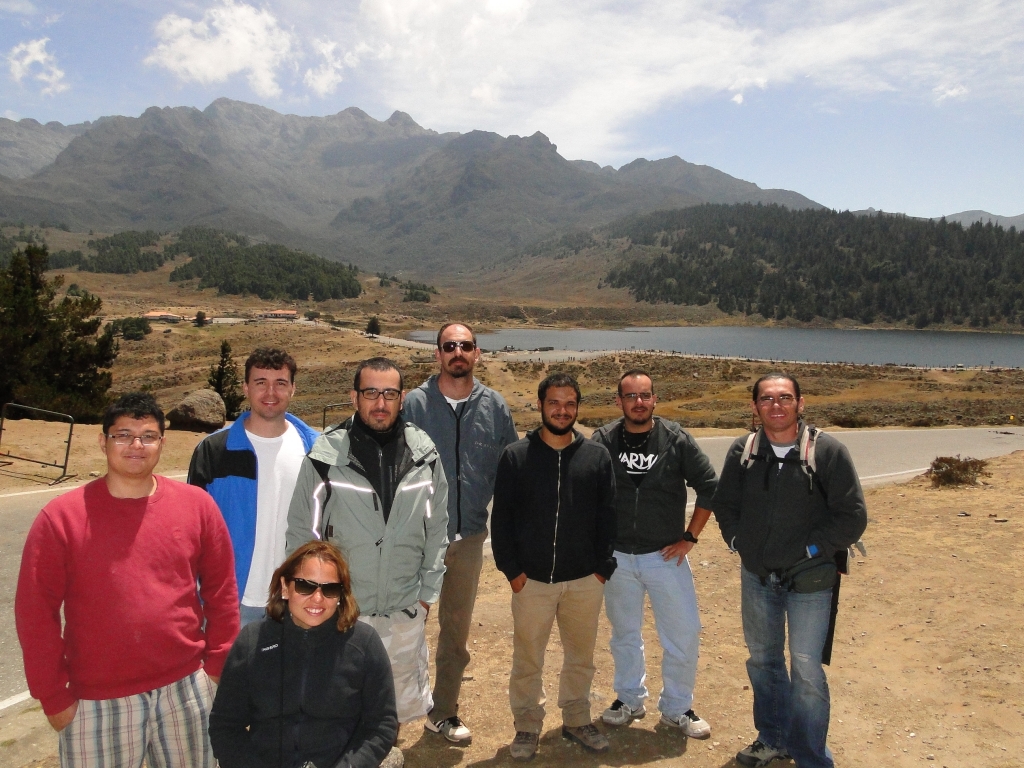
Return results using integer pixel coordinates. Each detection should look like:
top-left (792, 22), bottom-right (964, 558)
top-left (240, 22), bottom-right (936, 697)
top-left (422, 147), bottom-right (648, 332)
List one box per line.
top-left (365, 316), bottom-right (382, 336)
top-left (208, 340), bottom-right (244, 418)
top-left (0, 245), bottom-right (118, 419)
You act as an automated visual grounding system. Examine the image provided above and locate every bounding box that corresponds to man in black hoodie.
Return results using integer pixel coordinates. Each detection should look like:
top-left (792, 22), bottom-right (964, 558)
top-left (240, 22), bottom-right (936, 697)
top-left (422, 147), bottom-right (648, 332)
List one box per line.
top-left (492, 373), bottom-right (617, 761)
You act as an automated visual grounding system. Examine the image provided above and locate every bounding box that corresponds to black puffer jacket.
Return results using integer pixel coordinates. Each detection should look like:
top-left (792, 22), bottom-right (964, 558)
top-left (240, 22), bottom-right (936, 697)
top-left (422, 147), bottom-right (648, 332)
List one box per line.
top-left (711, 424), bottom-right (867, 578)
top-left (209, 612), bottom-right (397, 768)
top-left (491, 429), bottom-right (617, 583)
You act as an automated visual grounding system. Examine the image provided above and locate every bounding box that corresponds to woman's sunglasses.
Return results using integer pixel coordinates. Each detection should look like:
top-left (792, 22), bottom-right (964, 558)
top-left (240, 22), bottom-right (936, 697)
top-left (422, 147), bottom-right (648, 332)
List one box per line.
top-left (290, 577), bottom-right (344, 599)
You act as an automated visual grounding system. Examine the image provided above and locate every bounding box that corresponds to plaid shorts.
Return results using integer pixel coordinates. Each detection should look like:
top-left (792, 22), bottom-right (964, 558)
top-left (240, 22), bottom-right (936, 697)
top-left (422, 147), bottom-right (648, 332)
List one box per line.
top-left (58, 669), bottom-right (215, 768)
top-left (360, 604), bottom-right (432, 723)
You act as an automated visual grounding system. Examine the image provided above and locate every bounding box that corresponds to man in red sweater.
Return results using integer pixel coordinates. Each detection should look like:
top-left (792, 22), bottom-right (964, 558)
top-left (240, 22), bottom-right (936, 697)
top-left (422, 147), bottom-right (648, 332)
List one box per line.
top-left (16, 393), bottom-right (240, 767)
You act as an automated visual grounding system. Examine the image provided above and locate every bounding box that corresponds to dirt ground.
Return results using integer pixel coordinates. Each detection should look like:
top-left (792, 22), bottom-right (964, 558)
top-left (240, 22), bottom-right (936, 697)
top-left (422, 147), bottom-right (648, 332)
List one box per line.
top-left (3, 439), bottom-right (1021, 768)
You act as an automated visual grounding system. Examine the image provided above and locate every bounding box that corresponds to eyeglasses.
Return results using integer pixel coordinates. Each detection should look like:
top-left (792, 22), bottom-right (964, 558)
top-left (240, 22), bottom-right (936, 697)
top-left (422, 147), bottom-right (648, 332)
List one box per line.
top-left (440, 340), bottom-right (476, 353)
top-left (106, 432), bottom-right (163, 446)
top-left (290, 577), bottom-right (344, 599)
top-left (757, 394), bottom-right (797, 406)
top-left (620, 392), bottom-right (654, 402)
top-left (357, 388), bottom-right (402, 401)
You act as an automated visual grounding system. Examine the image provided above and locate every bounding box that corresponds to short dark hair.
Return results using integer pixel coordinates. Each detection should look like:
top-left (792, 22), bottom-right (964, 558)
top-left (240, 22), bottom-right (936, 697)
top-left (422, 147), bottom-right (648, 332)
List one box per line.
top-left (436, 322), bottom-right (477, 348)
top-left (538, 372), bottom-right (581, 403)
top-left (752, 372), bottom-right (801, 401)
top-left (617, 369), bottom-right (654, 396)
top-left (245, 348), bottom-right (297, 383)
top-left (102, 392), bottom-right (165, 434)
top-left (353, 357), bottom-right (404, 391)
top-left (267, 540), bottom-right (360, 632)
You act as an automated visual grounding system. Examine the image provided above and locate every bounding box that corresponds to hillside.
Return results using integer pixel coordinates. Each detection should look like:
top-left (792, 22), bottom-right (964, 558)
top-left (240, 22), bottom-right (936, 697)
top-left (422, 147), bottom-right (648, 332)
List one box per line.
top-left (600, 204), bottom-right (1024, 329)
top-left (0, 99), bottom-right (819, 273)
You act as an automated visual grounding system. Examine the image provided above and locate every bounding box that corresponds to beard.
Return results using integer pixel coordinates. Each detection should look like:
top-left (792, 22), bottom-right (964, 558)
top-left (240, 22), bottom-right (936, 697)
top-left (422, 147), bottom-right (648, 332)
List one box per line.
top-left (541, 412), bottom-right (576, 436)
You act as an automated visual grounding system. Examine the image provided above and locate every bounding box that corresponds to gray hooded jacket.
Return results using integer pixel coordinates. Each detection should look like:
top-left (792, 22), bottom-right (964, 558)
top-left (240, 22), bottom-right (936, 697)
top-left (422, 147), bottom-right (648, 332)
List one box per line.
top-left (285, 419), bottom-right (449, 616)
top-left (402, 376), bottom-right (518, 541)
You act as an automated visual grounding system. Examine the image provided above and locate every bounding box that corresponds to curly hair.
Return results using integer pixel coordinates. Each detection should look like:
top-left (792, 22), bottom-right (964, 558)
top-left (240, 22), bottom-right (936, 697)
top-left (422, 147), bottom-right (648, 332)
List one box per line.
top-left (266, 540), bottom-right (359, 632)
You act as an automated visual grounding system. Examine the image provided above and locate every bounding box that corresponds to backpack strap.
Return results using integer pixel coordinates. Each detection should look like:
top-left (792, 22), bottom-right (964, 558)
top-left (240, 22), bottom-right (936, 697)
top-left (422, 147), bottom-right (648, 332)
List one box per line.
top-left (739, 429), bottom-right (762, 468)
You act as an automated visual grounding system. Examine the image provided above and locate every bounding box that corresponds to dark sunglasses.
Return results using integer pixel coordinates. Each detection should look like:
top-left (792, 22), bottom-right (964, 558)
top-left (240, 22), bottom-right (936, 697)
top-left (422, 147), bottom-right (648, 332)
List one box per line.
top-left (440, 340), bottom-right (476, 353)
top-left (290, 577), bottom-right (344, 599)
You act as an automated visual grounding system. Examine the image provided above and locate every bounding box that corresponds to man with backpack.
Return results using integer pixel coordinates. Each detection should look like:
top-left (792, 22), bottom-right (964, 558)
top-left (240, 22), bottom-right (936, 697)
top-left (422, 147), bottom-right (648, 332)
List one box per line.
top-left (712, 373), bottom-right (867, 768)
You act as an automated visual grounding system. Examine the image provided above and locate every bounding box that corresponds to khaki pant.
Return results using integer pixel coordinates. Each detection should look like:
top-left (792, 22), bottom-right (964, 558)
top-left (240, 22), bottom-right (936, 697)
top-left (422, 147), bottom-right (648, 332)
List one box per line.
top-left (430, 530), bottom-right (487, 722)
top-left (509, 574), bottom-right (605, 732)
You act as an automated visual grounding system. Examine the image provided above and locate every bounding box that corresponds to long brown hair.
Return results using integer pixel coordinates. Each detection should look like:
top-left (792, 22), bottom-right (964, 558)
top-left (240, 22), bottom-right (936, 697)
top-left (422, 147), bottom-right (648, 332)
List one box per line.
top-left (266, 540), bottom-right (360, 632)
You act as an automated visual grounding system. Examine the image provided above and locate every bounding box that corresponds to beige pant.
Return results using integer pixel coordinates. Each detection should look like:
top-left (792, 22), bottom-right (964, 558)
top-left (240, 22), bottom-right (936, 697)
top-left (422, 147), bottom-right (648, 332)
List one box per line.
top-left (430, 530), bottom-right (487, 722)
top-left (509, 574), bottom-right (605, 732)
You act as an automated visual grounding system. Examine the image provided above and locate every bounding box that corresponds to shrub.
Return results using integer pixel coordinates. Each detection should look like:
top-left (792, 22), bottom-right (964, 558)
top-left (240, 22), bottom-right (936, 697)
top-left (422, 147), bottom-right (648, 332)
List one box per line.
top-left (929, 455), bottom-right (990, 487)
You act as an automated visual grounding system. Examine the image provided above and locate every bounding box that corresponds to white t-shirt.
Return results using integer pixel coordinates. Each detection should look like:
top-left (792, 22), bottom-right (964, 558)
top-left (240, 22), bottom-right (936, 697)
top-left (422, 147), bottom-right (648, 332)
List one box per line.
top-left (243, 423), bottom-right (307, 606)
top-left (771, 442), bottom-right (796, 469)
top-left (444, 394), bottom-right (470, 410)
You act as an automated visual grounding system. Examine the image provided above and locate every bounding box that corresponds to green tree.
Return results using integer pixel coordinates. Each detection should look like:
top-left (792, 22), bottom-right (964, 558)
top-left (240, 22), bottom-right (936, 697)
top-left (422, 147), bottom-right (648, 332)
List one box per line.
top-left (208, 340), bottom-right (244, 418)
top-left (195, 310), bottom-right (207, 327)
top-left (0, 245), bottom-right (118, 419)
top-left (365, 316), bottom-right (382, 336)
top-left (304, 310), bottom-right (321, 321)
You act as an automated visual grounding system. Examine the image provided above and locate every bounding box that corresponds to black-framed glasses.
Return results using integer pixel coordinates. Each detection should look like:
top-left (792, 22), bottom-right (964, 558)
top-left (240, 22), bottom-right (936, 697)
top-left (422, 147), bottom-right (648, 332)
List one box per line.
top-left (440, 340), bottom-right (476, 353)
top-left (621, 392), bottom-right (654, 402)
top-left (757, 394), bottom-right (797, 406)
top-left (357, 387), bottom-right (402, 401)
top-left (106, 432), bottom-right (163, 446)
top-left (290, 577), bottom-right (344, 599)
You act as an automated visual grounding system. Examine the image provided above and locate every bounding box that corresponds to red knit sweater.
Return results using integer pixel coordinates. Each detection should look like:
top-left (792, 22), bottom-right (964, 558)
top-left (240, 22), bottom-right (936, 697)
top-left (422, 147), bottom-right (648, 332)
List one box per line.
top-left (16, 477), bottom-right (240, 715)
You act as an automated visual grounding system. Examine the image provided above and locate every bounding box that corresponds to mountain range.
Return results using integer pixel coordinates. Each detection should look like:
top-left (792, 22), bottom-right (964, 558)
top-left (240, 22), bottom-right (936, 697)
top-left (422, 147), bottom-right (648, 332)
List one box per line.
top-left (1, 98), bottom-right (1016, 273)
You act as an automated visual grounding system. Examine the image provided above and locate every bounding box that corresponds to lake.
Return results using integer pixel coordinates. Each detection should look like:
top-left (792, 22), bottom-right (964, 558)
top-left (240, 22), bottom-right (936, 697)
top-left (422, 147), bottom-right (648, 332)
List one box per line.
top-left (410, 326), bottom-right (1024, 368)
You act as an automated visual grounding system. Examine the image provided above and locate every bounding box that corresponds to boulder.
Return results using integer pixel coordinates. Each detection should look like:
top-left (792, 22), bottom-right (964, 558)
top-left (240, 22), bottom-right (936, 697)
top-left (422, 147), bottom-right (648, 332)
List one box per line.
top-left (167, 389), bottom-right (226, 432)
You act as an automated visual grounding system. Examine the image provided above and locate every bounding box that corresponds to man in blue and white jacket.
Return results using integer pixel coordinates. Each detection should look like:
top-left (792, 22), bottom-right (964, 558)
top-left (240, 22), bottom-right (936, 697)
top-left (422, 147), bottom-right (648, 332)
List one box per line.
top-left (402, 322), bottom-right (519, 743)
top-left (188, 348), bottom-right (318, 625)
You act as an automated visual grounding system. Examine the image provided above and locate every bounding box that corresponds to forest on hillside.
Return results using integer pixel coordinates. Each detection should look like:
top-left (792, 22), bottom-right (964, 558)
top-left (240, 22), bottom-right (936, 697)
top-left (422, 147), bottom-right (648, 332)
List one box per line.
top-left (168, 227), bottom-right (362, 301)
top-left (604, 204), bottom-right (1024, 327)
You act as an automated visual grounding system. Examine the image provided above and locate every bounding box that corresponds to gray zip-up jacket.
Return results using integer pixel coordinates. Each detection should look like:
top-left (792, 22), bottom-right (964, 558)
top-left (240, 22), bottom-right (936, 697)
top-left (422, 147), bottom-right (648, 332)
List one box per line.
top-left (402, 376), bottom-right (518, 541)
top-left (285, 419), bottom-right (449, 616)
top-left (592, 417), bottom-right (718, 554)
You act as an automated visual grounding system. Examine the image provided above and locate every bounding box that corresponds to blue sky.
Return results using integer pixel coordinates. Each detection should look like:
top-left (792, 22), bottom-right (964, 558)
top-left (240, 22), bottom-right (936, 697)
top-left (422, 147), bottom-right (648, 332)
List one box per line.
top-left (2, 0), bottom-right (1022, 218)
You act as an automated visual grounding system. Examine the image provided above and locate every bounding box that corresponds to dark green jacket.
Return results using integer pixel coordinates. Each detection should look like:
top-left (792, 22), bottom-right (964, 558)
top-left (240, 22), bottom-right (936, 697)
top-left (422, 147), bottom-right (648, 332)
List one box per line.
top-left (592, 417), bottom-right (718, 554)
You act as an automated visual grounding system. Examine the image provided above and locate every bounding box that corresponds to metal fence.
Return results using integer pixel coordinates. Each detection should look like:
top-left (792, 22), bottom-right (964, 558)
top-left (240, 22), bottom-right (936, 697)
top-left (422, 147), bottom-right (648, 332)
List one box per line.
top-left (0, 403), bottom-right (77, 485)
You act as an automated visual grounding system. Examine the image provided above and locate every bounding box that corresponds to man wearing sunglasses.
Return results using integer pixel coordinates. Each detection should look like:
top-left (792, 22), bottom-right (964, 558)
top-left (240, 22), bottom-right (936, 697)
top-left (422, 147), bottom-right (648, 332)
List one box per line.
top-left (188, 348), bottom-right (319, 626)
top-left (591, 370), bottom-right (718, 739)
top-left (402, 323), bottom-right (519, 744)
top-left (16, 393), bottom-right (239, 767)
top-left (286, 357), bottom-right (449, 727)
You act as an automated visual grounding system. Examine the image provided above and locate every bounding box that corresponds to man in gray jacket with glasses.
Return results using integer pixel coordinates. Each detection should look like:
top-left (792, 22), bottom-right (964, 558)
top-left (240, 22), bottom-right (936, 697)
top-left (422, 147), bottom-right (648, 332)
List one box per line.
top-left (402, 323), bottom-right (519, 743)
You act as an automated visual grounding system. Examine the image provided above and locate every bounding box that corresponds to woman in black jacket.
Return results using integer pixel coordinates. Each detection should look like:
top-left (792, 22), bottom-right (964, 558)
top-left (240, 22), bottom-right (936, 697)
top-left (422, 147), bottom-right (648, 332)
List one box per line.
top-left (209, 540), bottom-right (399, 768)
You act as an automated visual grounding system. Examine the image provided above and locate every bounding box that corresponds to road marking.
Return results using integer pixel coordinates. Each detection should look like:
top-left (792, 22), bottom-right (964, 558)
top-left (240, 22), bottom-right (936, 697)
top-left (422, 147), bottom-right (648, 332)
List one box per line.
top-left (860, 467), bottom-right (930, 480)
top-left (0, 474), bottom-right (188, 500)
top-left (0, 690), bottom-right (31, 712)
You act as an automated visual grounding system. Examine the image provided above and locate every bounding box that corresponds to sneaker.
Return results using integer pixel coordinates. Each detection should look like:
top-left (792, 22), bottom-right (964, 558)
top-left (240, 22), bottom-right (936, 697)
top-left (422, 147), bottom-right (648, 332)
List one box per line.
top-left (561, 723), bottom-right (610, 753)
top-left (736, 739), bottom-right (790, 767)
top-left (660, 709), bottom-right (712, 739)
top-left (424, 715), bottom-right (472, 743)
top-left (510, 731), bottom-right (539, 761)
top-left (380, 746), bottom-right (404, 768)
top-left (601, 698), bottom-right (646, 725)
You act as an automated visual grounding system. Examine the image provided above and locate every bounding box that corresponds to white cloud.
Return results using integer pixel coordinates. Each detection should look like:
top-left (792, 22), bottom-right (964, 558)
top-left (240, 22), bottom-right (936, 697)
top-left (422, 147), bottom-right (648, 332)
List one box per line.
top-left (3, 109), bottom-right (20, 120)
top-left (145, 0), bottom-right (295, 98)
top-left (0, 1), bottom-right (36, 14)
top-left (303, 38), bottom-right (344, 96)
top-left (301, 0), bottom-right (1024, 160)
top-left (732, 93), bottom-right (744, 105)
top-left (8, 37), bottom-right (68, 95)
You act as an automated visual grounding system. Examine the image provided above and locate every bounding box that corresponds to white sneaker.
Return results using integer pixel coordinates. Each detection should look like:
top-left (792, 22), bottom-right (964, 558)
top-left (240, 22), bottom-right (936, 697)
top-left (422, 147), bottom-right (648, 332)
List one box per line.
top-left (660, 709), bottom-right (711, 738)
top-left (424, 715), bottom-right (472, 742)
top-left (601, 698), bottom-right (646, 725)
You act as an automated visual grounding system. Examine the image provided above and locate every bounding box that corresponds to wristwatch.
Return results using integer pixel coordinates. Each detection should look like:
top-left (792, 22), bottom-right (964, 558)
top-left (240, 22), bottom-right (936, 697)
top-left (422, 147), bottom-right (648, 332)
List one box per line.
top-left (681, 531), bottom-right (698, 544)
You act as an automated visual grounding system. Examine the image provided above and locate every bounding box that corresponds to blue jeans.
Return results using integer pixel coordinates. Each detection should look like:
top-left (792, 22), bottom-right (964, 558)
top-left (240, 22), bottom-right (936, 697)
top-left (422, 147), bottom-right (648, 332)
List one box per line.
top-left (741, 566), bottom-right (834, 768)
top-left (604, 550), bottom-right (702, 718)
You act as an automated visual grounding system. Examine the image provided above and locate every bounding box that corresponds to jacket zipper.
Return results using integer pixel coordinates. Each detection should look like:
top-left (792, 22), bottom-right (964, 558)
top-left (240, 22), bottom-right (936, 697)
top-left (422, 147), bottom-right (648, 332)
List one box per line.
top-left (454, 404), bottom-right (462, 535)
top-left (549, 450), bottom-right (562, 582)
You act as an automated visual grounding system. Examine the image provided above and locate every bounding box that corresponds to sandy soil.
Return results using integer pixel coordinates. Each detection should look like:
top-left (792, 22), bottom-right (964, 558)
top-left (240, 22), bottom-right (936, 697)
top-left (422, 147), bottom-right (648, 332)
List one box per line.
top-left (3, 447), bottom-right (1021, 768)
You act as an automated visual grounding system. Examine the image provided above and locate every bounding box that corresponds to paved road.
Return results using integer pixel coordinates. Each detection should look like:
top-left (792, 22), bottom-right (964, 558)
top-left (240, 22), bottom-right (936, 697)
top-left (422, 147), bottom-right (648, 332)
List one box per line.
top-left (2, 426), bottom-right (1023, 703)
